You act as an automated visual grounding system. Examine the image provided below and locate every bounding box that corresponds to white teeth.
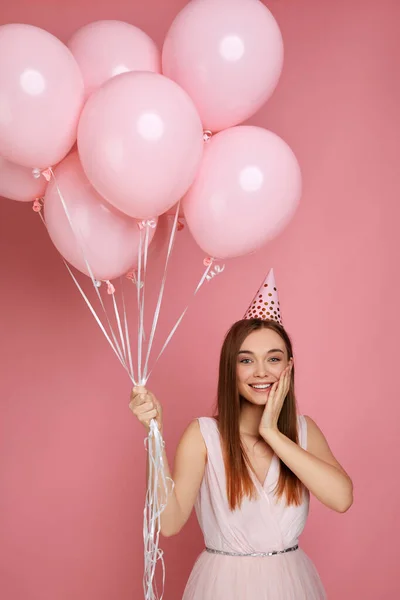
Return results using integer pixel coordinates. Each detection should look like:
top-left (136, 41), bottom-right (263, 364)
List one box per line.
top-left (251, 384), bottom-right (271, 389)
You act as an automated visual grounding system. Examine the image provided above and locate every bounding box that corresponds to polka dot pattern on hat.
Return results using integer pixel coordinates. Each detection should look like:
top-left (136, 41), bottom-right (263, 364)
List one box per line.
top-left (243, 269), bottom-right (282, 325)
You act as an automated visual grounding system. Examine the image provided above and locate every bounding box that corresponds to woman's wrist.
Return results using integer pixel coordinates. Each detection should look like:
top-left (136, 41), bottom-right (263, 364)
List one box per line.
top-left (259, 426), bottom-right (281, 444)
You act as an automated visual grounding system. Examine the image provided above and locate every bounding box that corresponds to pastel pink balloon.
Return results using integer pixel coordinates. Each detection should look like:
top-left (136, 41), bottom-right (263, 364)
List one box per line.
top-left (44, 152), bottom-right (155, 280)
top-left (162, 0), bottom-right (284, 131)
top-left (183, 127), bottom-right (302, 259)
top-left (0, 24), bottom-right (84, 169)
top-left (78, 71), bottom-right (203, 220)
top-left (68, 20), bottom-right (160, 99)
top-left (0, 155), bottom-right (47, 202)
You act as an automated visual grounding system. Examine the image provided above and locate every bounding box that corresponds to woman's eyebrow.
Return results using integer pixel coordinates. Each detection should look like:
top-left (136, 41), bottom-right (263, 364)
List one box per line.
top-left (238, 349), bottom-right (284, 355)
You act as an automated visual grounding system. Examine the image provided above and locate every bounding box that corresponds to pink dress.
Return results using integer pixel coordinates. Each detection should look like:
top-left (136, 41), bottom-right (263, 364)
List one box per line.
top-left (182, 416), bottom-right (326, 600)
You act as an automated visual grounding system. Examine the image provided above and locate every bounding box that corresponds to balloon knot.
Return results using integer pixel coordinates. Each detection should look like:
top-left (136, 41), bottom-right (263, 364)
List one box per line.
top-left (139, 219), bottom-right (157, 230)
top-left (177, 219), bottom-right (184, 231)
top-left (203, 257), bottom-right (213, 267)
top-left (32, 167), bottom-right (52, 181)
top-left (32, 198), bottom-right (43, 212)
top-left (106, 281), bottom-right (115, 295)
top-left (41, 168), bottom-right (52, 182)
top-left (126, 270), bottom-right (144, 288)
top-left (203, 130), bottom-right (213, 142)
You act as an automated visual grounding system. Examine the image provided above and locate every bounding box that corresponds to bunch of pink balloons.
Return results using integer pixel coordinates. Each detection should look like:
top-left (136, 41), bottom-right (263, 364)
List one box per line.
top-left (0, 0), bottom-right (302, 275)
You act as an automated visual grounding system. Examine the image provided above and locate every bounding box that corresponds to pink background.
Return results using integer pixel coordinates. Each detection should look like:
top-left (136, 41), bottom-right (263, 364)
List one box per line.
top-left (0, 1), bottom-right (398, 598)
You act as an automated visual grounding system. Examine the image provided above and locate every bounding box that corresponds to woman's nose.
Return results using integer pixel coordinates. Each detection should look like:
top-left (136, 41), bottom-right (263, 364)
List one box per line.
top-left (254, 361), bottom-right (268, 377)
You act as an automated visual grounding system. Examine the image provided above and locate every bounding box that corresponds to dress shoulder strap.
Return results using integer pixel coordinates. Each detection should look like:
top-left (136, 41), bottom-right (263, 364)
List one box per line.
top-left (197, 417), bottom-right (221, 454)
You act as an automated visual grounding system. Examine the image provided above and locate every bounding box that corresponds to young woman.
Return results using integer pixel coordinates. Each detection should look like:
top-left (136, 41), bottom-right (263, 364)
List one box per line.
top-left (130, 318), bottom-right (353, 599)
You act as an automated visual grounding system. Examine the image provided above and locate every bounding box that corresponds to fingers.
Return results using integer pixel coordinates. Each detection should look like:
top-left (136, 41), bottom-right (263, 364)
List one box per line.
top-left (130, 385), bottom-right (150, 404)
top-left (267, 381), bottom-right (279, 403)
top-left (138, 408), bottom-right (158, 425)
top-left (129, 386), bottom-right (162, 430)
top-left (279, 365), bottom-right (291, 390)
top-left (270, 364), bottom-right (292, 401)
top-left (282, 364), bottom-right (292, 395)
top-left (281, 364), bottom-right (292, 382)
top-left (133, 385), bottom-right (146, 394)
top-left (131, 385), bottom-right (147, 397)
top-left (129, 396), bottom-right (155, 414)
top-left (129, 395), bottom-right (158, 425)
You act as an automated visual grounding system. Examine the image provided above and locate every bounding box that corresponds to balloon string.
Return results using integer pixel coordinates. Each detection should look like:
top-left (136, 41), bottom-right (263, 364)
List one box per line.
top-left (64, 262), bottom-right (133, 380)
top-left (48, 168), bottom-right (129, 370)
top-left (136, 221), bottom-right (153, 385)
top-left (142, 203), bottom-right (180, 384)
top-left (109, 282), bottom-right (128, 364)
top-left (145, 260), bottom-right (217, 383)
top-left (136, 230), bottom-right (143, 383)
top-left (121, 278), bottom-right (135, 382)
top-left (37, 212), bottom-right (134, 382)
top-left (143, 420), bottom-right (173, 600)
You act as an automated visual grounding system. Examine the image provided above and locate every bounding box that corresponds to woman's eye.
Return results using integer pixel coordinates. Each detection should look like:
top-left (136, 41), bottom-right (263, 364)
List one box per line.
top-left (269, 357), bottom-right (280, 363)
top-left (240, 358), bottom-right (252, 364)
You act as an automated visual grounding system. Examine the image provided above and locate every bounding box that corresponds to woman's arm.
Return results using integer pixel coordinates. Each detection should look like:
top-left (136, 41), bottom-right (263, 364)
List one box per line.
top-left (262, 417), bottom-right (353, 513)
top-left (129, 386), bottom-right (207, 537)
top-left (157, 420), bottom-right (207, 537)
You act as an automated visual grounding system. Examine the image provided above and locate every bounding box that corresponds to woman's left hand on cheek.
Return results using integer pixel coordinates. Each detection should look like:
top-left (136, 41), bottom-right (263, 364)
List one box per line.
top-left (259, 363), bottom-right (292, 437)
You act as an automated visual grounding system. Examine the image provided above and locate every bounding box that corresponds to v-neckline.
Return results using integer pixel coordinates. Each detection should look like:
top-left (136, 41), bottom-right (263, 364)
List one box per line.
top-left (250, 452), bottom-right (278, 489)
top-left (240, 434), bottom-right (278, 488)
top-left (213, 418), bottom-right (278, 489)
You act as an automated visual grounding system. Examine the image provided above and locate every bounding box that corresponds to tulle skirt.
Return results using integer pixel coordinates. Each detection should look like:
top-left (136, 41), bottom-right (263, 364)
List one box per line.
top-left (182, 548), bottom-right (326, 600)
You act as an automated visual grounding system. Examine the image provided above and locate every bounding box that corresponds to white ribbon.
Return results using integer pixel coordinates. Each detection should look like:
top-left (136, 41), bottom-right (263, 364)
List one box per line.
top-left (143, 420), bottom-right (174, 600)
top-left (145, 261), bottom-right (214, 383)
top-left (142, 204), bottom-right (180, 384)
top-left (47, 169), bottom-right (130, 375)
top-left (121, 279), bottom-right (135, 382)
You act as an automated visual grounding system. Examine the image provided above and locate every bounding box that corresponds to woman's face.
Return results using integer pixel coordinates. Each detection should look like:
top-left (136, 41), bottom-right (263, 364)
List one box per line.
top-left (237, 328), bottom-right (292, 405)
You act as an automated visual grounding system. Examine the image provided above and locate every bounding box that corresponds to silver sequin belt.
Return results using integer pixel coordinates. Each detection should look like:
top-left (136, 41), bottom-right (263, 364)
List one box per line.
top-left (205, 544), bottom-right (299, 557)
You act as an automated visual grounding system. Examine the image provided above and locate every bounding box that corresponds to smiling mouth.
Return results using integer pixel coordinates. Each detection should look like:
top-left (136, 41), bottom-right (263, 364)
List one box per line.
top-left (249, 383), bottom-right (272, 391)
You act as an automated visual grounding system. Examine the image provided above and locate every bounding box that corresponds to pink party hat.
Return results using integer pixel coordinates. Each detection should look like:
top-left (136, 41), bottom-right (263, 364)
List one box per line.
top-left (243, 268), bottom-right (282, 324)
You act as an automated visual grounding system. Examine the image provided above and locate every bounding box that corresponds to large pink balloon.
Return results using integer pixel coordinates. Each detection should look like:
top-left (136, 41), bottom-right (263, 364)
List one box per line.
top-left (162, 0), bottom-right (284, 132)
top-left (68, 20), bottom-right (160, 99)
top-left (0, 155), bottom-right (47, 202)
top-left (0, 24), bottom-right (84, 169)
top-left (44, 153), bottom-right (156, 280)
top-left (78, 72), bottom-right (203, 220)
top-left (183, 127), bottom-right (302, 259)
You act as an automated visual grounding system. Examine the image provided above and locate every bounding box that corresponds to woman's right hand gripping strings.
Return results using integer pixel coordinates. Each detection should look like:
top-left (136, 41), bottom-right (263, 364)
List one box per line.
top-left (129, 385), bottom-right (163, 431)
top-left (128, 385), bottom-right (207, 537)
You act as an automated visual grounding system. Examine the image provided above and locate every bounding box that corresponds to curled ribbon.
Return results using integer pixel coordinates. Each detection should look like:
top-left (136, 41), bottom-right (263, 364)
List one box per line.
top-left (205, 263), bottom-right (225, 281)
top-left (139, 219), bottom-right (157, 230)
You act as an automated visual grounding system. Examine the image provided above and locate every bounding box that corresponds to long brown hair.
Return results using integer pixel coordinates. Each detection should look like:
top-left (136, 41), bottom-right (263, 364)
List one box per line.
top-left (216, 318), bottom-right (303, 510)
